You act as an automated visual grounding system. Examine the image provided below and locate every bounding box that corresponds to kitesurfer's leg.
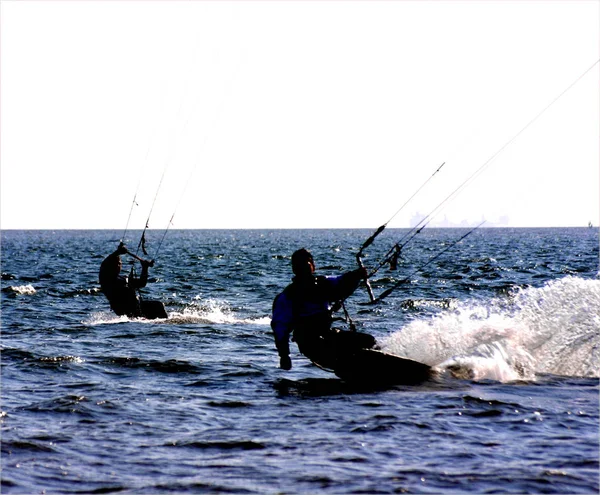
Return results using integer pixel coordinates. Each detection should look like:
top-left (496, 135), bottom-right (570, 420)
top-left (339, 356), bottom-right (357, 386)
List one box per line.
top-left (294, 327), bottom-right (338, 370)
top-left (354, 332), bottom-right (377, 350)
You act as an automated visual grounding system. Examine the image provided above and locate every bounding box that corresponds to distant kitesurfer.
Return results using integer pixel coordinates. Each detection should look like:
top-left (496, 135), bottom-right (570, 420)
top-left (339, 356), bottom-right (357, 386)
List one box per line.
top-left (271, 248), bottom-right (376, 370)
top-left (99, 242), bottom-right (167, 319)
top-left (388, 244), bottom-right (402, 271)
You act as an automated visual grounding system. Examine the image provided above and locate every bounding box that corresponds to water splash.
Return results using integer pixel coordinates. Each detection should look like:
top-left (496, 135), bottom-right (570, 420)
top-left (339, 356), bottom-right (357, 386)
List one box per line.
top-left (167, 298), bottom-right (269, 325)
top-left (86, 298), bottom-right (270, 326)
top-left (513, 276), bottom-right (600, 378)
top-left (380, 276), bottom-right (600, 382)
top-left (2, 284), bottom-right (36, 295)
top-left (86, 312), bottom-right (130, 325)
top-left (168, 298), bottom-right (240, 324)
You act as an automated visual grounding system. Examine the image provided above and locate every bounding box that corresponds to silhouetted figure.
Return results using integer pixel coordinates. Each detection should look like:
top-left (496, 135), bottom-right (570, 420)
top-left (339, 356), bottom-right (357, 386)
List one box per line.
top-left (388, 244), bottom-right (402, 271)
top-left (271, 248), bottom-right (376, 370)
top-left (99, 243), bottom-right (167, 319)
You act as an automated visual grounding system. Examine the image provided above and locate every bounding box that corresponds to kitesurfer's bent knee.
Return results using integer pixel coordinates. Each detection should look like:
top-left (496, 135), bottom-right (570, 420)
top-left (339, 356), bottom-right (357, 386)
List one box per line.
top-left (293, 326), bottom-right (377, 370)
top-left (293, 328), bottom-right (335, 369)
top-left (334, 330), bottom-right (377, 352)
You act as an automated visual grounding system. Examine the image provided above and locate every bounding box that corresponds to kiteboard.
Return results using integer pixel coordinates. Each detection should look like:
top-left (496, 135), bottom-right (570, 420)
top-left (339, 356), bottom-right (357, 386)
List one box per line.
top-left (313, 348), bottom-right (433, 385)
top-left (140, 300), bottom-right (168, 319)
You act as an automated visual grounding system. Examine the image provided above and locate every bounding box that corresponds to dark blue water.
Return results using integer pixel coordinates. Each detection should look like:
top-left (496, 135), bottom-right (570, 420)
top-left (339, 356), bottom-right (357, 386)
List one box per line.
top-left (1, 228), bottom-right (598, 494)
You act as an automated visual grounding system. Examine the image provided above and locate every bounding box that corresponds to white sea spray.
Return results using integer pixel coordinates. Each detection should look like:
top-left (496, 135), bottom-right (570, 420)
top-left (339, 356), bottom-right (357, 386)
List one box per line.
top-left (86, 312), bottom-right (130, 325)
top-left (3, 284), bottom-right (37, 295)
top-left (511, 276), bottom-right (600, 378)
top-left (168, 297), bottom-right (268, 325)
top-left (87, 299), bottom-right (270, 325)
top-left (380, 276), bottom-right (600, 381)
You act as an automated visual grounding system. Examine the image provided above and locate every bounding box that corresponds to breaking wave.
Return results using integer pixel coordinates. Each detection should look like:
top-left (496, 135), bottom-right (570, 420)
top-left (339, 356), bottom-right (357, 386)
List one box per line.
top-left (380, 276), bottom-right (600, 382)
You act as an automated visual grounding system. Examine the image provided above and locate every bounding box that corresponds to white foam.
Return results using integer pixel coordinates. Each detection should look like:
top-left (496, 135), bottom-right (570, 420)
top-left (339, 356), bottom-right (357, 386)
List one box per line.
top-left (3, 284), bottom-right (36, 295)
top-left (167, 298), bottom-right (271, 325)
top-left (512, 276), bottom-right (600, 378)
top-left (86, 312), bottom-right (130, 325)
top-left (380, 276), bottom-right (600, 381)
top-left (248, 316), bottom-right (272, 326)
top-left (86, 298), bottom-right (271, 326)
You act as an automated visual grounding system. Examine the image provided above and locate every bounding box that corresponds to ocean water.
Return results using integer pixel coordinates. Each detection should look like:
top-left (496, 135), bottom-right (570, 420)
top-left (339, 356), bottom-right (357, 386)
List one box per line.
top-left (1, 227), bottom-right (598, 494)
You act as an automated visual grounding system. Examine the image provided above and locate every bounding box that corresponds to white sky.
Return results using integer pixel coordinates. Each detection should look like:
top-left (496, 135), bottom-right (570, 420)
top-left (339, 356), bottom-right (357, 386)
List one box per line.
top-left (1, 0), bottom-right (598, 229)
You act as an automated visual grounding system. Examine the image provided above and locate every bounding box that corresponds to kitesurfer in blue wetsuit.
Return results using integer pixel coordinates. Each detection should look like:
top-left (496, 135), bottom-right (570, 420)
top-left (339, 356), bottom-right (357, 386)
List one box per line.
top-left (271, 248), bottom-right (376, 370)
top-left (99, 243), bottom-right (167, 319)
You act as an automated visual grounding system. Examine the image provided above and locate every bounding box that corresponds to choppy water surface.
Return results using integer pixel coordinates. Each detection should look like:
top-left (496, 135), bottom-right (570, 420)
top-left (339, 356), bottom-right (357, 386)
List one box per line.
top-left (1, 228), bottom-right (598, 494)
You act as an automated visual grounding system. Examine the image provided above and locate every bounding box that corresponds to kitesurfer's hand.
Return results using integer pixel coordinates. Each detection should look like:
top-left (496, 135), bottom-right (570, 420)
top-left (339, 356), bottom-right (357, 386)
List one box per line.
top-left (117, 243), bottom-right (128, 255)
top-left (140, 259), bottom-right (154, 269)
top-left (279, 355), bottom-right (292, 370)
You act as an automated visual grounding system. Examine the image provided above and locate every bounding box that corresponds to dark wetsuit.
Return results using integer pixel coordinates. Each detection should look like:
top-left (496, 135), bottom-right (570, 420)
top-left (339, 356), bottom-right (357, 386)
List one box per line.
top-left (99, 251), bottom-right (167, 319)
top-left (99, 252), bottom-right (147, 317)
top-left (271, 269), bottom-right (375, 369)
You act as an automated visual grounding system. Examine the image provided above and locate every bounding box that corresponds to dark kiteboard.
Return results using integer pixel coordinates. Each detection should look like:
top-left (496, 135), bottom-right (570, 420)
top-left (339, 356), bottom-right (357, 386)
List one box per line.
top-left (334, 349), bottom-right (432, 385)
top-left (312, 347), bottom-right (433, 386)
top-left (140, 300), bottom-right (168, 319)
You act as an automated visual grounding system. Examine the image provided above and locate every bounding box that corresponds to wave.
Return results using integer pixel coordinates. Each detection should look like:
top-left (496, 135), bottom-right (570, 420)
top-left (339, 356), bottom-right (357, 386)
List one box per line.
top-left (380, 276), bottom-right (600, 382)
top-left (1, 284), bottom-right (36, 295)
top-left (99, 356), bottom-right (203, 374)
top-left (2, 347), bottom-right (85, 371)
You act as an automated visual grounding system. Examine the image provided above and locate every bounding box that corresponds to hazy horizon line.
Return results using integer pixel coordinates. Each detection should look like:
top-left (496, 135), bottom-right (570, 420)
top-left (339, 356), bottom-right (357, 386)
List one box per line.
top-left (1, 225), bottom-right (597, 232)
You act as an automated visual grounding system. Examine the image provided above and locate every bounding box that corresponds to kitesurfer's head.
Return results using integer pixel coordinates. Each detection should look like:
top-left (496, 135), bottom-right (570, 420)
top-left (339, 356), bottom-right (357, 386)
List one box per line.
top-left (292, 248), bottom-right (315, 278)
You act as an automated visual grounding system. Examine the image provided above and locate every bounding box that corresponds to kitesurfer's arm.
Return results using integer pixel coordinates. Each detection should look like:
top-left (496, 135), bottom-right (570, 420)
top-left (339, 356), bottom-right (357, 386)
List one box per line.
top-left (129, 259), bottom-right (150, 289)
top-left (271, 292), bottom-right (293, 370)
top-left (327, 267), bottom-right (368, 302)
